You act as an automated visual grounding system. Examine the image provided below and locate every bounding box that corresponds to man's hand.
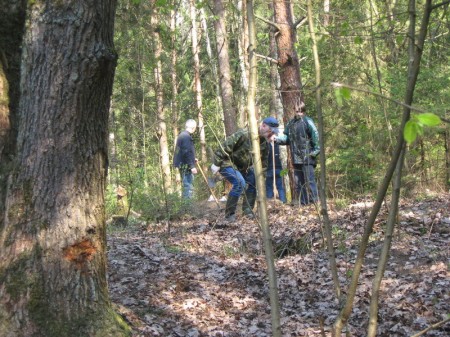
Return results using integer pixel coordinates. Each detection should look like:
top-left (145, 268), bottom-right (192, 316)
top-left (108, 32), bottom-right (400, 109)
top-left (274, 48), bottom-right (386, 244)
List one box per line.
top-left (210, 164), bottom-right (220, 175)
top-left (191, 167), bottom-right (198, 174)
top-left (268, 134), bottom-right (277, 142)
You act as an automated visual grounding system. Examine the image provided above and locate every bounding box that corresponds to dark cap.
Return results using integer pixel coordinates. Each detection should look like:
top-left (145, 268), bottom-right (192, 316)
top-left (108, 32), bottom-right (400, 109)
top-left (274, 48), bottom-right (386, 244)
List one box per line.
top-left (262, 116), bottom-right (279, 135)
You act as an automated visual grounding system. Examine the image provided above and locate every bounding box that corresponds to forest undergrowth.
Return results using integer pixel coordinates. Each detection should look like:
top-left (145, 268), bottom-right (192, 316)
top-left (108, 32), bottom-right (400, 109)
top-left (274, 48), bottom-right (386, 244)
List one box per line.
top-left (107, 193), bottom-right (449, 337)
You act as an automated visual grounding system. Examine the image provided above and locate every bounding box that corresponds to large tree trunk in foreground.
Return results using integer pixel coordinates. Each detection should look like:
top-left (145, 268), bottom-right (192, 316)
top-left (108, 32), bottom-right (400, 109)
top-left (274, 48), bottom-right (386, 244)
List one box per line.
top-left (0, 1), bottom-right (130, 336)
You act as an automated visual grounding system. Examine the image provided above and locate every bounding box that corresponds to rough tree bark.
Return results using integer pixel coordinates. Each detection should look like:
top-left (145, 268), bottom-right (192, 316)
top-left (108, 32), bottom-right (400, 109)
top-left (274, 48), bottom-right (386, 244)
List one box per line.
top-left (272, 0), bottom-right (304, 199)
top-left (0, 1), bottom-right (130, 336)
top-left (212, 0), bottom-right (238, 136)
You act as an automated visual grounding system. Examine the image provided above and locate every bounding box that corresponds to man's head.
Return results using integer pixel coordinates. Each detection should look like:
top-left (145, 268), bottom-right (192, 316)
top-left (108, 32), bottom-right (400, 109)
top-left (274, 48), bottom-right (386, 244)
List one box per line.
top-left (295, 101), bottom-right (306, 118)
top-left (185, 119), bottom-right (197, 134)
top-left (260, 117), bottom-right (279, 139)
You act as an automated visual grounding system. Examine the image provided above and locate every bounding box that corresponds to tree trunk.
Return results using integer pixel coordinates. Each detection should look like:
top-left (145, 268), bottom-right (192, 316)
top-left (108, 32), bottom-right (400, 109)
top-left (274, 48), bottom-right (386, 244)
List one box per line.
top-left (333, 0), bottom-right (433, 334)
top-left (272, 0), bottom-right (304, 199)
top-left (212, 0), bottom-right (238, 136)
top-left (170, 7), bottom-right (181, 190)
top-left (306, 0), bottom-right (341, 300)
top-left (246, 2), bottom-right (281, 336)
top-left (152, 2), bottom-right (173, 195)
top-left (367, 145), bottom-right (406, 337)
top-left (0, 0), bottom-right (26, 219)
top-left (190, 0), bottom-right (207, 164)
top-left (237, 0), bottom-right (249, 128)
top-left (0, 1), bottom-right (130, 336)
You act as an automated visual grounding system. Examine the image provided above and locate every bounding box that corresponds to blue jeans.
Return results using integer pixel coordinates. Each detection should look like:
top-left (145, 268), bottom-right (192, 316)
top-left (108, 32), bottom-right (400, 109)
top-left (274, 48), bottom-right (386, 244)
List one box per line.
top-left (219, 166), bottom-right (256, 197)
top-left (294, 164), bottom-right (318, 205)
top-left (180, 169), bottom-right (194, 199)
top-left (266, 169), bottom-right (287, 203)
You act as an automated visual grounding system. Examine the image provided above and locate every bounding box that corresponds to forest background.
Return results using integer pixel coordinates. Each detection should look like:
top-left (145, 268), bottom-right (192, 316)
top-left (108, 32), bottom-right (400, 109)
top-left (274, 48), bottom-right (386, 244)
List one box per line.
top-left (108, 0), bottom-right (449, 221)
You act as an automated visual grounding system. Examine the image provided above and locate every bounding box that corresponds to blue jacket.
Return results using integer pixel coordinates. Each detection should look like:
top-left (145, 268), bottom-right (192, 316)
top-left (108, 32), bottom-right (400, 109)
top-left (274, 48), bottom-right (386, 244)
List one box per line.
top-left (173, 130), bottom-right (196, 172)
top-left (277, 116), bottom-right (320, 165)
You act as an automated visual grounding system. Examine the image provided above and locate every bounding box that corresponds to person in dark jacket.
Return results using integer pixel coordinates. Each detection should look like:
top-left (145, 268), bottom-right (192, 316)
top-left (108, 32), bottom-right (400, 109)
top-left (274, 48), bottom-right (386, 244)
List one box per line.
top-left (173, 119), bottom-right (198, 199)
top-left (277, 103), bottom-right (319, 205)
top-left (211, 117), bottom-right (279, 221)
top-left (266, 142), bottom-right (287, 203)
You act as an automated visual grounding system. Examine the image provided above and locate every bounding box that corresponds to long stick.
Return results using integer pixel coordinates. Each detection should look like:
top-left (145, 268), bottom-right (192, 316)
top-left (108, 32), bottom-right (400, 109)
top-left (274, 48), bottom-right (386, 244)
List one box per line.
top-left (196, 162), bottom-right (221, 207)
top-left (271, 142), bottom-right (279, 198)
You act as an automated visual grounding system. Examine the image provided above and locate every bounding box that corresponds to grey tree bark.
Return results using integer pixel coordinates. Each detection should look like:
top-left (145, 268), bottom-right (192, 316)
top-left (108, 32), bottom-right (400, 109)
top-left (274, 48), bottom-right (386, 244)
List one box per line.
top-left (0, 1), bottom-right (130, 336)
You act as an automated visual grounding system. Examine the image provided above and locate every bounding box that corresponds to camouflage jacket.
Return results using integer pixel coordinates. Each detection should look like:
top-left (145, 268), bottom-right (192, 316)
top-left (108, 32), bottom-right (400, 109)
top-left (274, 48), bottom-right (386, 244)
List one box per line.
top-left (213, 128), bottom-right (269, 172)
top-left (277, 116), bottom-right (320, 165)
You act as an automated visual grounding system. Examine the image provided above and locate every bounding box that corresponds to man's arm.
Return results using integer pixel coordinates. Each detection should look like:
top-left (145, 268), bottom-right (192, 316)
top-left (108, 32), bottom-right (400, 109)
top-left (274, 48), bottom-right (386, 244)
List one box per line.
top-left (306, 117), bottom-right (320, 157)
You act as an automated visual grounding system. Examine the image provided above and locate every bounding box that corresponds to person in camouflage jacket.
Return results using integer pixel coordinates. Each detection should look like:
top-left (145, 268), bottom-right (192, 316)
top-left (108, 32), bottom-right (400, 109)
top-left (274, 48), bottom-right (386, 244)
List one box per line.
top-left (277, 104), bottom-right (320, 205)
top-left (211, 117), bottom-right (279, 221)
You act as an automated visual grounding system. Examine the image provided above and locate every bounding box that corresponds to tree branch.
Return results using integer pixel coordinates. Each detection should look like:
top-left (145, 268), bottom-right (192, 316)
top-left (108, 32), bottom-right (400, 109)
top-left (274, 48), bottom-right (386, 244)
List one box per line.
top-left (255, 53), bottom-right (278, 64)
top-left (255, 14), bottom-right (281, 31)
top-left (294, 16), bottom-right (307, 29)
top-left (330, 82), bottom-right (439, 114)
top-left (431, 0), bottom-right (450, 10)
top-left (410, 317), bottom-right (450, 337)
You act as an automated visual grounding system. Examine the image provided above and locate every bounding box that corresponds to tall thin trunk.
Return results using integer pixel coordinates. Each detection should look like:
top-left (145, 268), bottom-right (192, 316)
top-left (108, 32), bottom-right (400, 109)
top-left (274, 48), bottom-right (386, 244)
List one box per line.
top-left (307, 0), bottom-right (341, 300)
top-left (237, 0), bottom-right (249, 128)
top-left (367, 144), bottom-right (406, 336)
top-left (212, 0), bottom-right (237, 136)
top-left (333, 1), bottom-right (434, 334)
top-left (247, 1), bottom-right (281, 335)
top-left (171, 7), bottom-right (181, 191)
top-left (152, 4), bottom-right (172, 194)
top-left (190, 0), bottom-right (207, 164)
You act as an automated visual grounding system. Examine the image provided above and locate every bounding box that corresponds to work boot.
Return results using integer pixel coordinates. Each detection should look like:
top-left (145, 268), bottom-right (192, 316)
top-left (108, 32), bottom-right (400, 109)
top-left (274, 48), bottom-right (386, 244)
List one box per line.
top-left (225, 195), bottom-right (239, 222)
top-left (242, 192), bottom-right (256, 218)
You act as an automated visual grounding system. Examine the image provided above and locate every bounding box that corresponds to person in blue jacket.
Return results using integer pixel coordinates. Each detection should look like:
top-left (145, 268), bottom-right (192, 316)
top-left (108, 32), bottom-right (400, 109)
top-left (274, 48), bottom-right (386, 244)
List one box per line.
top-left (266, 142), bottom-right (287, 203)
top-left (277, 103), bottom-right (320, 205)
top-left (173, 119), bottom-right (198, 199)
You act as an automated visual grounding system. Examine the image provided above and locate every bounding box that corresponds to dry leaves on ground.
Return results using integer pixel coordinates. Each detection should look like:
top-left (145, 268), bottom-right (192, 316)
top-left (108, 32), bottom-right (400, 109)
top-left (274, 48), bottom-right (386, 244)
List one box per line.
top-left (107, 194), bottom-right (449, 337)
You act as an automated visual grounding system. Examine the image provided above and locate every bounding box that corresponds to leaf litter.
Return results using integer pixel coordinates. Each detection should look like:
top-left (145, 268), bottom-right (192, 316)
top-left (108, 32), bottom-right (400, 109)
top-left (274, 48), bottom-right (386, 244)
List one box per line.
top-left (108, 194), bottom-right (449, 336)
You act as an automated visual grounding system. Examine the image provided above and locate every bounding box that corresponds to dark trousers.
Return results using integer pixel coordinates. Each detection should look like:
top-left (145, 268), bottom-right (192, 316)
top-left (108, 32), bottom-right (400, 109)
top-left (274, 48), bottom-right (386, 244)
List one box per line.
top-left (294, 164), bottom-right (318, 205)
top-left (266, 168), bottom-right (287, 203)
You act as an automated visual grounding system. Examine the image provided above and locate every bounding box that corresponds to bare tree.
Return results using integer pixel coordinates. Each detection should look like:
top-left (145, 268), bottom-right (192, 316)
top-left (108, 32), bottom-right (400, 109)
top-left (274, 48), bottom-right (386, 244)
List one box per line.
top-left (333, 1), bottom-right (436, 335)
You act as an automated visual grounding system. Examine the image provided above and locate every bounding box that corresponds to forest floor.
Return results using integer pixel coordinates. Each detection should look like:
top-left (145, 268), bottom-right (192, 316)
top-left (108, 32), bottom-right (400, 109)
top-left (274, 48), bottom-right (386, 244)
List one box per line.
top-left (107, 193), bottom-right (449, 337)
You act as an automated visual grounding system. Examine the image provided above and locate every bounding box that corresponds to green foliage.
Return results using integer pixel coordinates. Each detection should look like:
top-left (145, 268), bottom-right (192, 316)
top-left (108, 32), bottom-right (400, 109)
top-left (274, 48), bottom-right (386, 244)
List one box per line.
top-left (110, 0), bottom-right (449, 214)
top-left (404, 113), bottom-right (441, 144)
top-left (334, 87), bottom-right (351, 107)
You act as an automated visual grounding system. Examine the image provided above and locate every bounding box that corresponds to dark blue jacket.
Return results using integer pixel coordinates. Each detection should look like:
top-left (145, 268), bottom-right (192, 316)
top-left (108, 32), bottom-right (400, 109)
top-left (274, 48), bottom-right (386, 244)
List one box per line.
top-left (173, 130), bottom-right (196, 172)
top-left (278, 116), bottom-right (320, 165)
top-left (267, 143), bottom-right (283, 171)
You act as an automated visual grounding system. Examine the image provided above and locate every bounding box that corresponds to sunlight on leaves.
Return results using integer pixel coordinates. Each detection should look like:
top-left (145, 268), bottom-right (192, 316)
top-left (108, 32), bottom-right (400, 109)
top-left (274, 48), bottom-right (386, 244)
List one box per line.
top-left (404, 113), bottom-right (441, 144)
